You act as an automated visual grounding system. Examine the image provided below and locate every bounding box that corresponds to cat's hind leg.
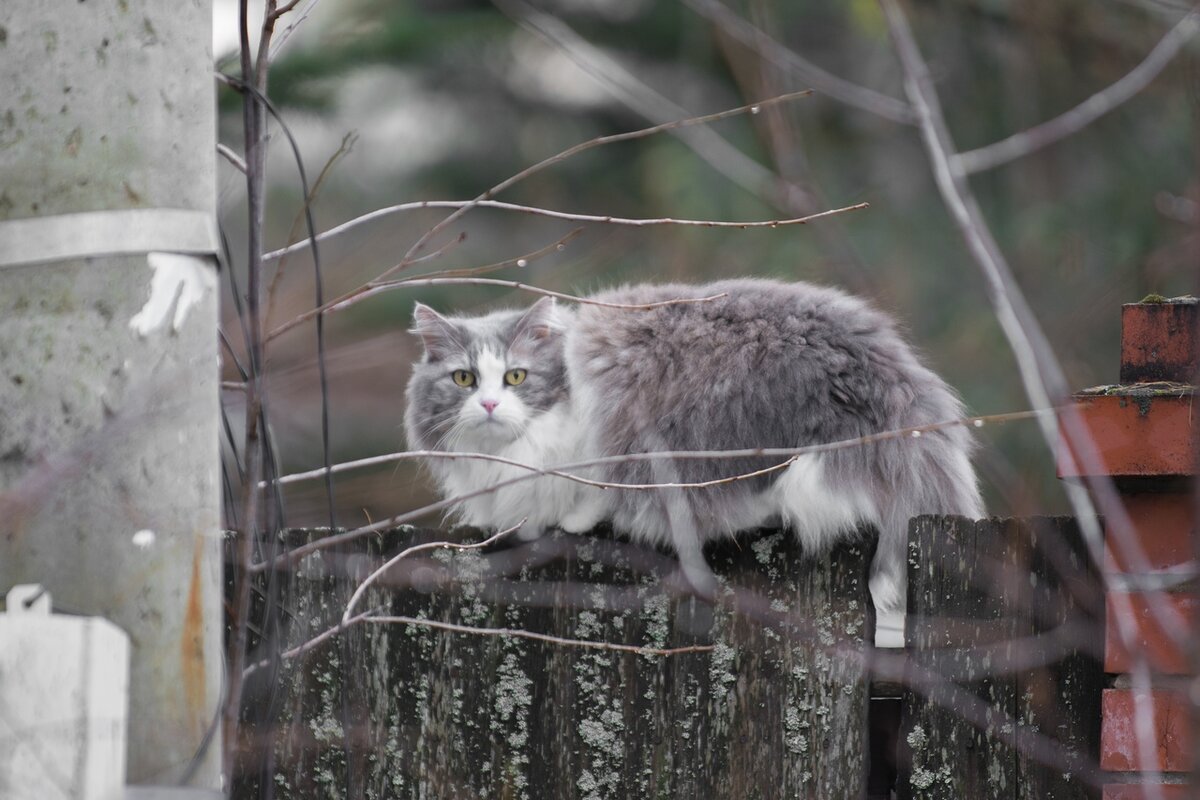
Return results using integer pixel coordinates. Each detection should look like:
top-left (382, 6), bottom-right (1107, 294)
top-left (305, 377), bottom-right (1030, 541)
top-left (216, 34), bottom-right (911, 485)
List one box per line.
top-left (769, 454), bottom-right (878, 553)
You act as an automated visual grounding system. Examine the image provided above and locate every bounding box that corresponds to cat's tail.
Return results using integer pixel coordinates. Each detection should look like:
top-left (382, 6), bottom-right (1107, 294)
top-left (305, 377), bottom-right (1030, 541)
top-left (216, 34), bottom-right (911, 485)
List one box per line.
top-left (866, 418), bottom-right (984, 613)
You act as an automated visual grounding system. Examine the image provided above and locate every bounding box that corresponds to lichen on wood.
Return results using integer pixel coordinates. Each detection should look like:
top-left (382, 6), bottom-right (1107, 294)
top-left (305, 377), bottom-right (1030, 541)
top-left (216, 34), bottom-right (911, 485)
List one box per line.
top-left (233, 525), bottom-right (876, 798)
top-left (897, 516), bottom-right (1101, 800)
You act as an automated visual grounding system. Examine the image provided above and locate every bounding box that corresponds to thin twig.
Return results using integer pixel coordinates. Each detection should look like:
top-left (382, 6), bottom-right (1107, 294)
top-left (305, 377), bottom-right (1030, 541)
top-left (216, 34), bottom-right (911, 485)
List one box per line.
top-left (271, 275), bottom-right (729, 342)
top-left (217, 143), bottom-right (248, 174)
top-left (879, 0), bottom-right (1187, 637)
top-left (268, 0), bottom-right (323, 61)
top-left (263, 410), bottom-right (1044, 569)
top-left (270, 410), bottom-right (1034, 492)
top-left (955, 8), bottom-right (1200, 174)
top-left (408, 229), bottom-right (583, 282)
top-left (226, 75), bottom-right (339, 530)
top-left (242, 608), bottom-right (378, 678)
top-left (263, 198), bottom-right (866, 341)
top-left (338, 280), bottom-right (730, 314)
top-left (218, 328), bottom-right (248, 381)
top-left (382, 90), bottom-right (813, 281)
top-left (343, 524), bottom-right (522, 623)
top-left (494, 0), bottom-right (810, 207)
top-left (269, 0), bottom-right (304, 21)
top-left (265, 227), bottom-right (579, 341)
top-left (224, 0), bottom-right (268, 776)
top-left (268, 446), bottom-right (791, 492)
top-left (263, 91), bottom-right (835, 346)
top-left (878, 3), bottom-right (1178, 794)
top-left (682, 0), bottom-right (916, 124)
top-left (365, 616), bottom-right (716, 657)
top-left (261, 197), bottom-right (862, 264)
top-left (265, 131), bottom-right (357, 332)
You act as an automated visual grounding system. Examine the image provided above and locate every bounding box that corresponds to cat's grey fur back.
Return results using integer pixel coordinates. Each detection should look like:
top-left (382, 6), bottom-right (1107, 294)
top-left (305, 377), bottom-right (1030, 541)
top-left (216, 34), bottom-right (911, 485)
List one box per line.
top-left (404, 278), bottom-right (982, 609)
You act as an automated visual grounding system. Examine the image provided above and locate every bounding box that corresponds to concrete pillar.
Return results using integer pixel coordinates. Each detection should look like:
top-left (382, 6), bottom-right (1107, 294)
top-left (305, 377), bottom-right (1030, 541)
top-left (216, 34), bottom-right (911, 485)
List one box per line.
top-left (0, 1), bottom-right (222, 788)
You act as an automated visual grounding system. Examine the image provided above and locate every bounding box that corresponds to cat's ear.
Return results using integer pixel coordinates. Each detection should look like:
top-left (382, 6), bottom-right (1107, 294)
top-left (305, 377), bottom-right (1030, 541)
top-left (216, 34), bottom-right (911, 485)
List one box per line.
top-left (410, 302), bottom-right (464, 361)
top-left (509, 296), bottom-right (563, 347)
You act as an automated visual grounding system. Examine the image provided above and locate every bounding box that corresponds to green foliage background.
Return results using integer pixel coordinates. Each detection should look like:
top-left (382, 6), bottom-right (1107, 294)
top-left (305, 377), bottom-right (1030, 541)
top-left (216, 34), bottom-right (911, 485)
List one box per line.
top-left (216, 0), bottom-right (1198, 526)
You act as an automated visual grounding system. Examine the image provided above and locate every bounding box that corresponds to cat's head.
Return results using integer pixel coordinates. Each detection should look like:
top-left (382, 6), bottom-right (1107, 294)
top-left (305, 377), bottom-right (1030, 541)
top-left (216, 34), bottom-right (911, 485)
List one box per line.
top-left (404, 297), bottom-right (569, 451)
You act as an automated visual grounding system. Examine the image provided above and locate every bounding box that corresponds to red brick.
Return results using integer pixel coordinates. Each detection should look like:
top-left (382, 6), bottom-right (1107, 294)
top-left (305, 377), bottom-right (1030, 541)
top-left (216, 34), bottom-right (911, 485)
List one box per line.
top-left (1101, 689), bottom-right (1192, 772)
top-left (1120, 300), bottom-right (1199, 384)
top-left (1105, 492), bottom-right (1195, 573)
top-left (1057, 394), bottom-right (1195, 479)
top-left (1104, 785), bottom-right (1191, 800)
top-left (1105, 592), bottom-right (1198, 674)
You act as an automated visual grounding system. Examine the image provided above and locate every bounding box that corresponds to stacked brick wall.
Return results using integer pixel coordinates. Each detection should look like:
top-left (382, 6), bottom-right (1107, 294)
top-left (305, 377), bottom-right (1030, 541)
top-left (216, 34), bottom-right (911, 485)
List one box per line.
top-left (1059, 298), bottom-right (1197, 800)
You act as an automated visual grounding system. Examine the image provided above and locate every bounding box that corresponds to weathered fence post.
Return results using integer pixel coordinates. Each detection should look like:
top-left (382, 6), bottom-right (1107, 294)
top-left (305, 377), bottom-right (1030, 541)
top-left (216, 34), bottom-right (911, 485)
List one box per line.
top-left (898, 515), bottom-right (1103, 799)
top-left (1059, 297), bottom-right (1197, 799)
top-left (898, 296), bottom-right (1199, 799)
top-left (235, 526), bottom-right (875, 798)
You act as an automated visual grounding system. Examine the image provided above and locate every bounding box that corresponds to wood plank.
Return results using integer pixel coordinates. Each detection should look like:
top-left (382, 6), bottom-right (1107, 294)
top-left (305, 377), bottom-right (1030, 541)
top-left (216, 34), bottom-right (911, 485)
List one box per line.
top-left (898, 516), bottom-right (1102, 800)
top-left (233, 526), bottom-right (875, 799)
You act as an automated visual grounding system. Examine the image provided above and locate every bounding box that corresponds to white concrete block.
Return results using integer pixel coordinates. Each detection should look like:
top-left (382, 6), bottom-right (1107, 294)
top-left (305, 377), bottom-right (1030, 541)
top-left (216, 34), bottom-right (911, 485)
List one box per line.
top-left (0, 584), bottom-right (130, 800)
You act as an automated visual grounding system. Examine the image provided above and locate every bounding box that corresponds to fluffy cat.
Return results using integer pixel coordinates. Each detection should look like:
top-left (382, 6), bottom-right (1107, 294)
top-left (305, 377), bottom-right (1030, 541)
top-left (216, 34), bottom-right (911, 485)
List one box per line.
top-left (404, 278), bottom-right (982, 609)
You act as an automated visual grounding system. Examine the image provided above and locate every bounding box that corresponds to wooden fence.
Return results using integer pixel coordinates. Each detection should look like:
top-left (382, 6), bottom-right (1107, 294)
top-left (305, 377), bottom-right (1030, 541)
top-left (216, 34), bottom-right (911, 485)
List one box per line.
top-left (899, 516), bottom-right (1102, 799)
top-left (231, 517), bottom-right (1101, 799)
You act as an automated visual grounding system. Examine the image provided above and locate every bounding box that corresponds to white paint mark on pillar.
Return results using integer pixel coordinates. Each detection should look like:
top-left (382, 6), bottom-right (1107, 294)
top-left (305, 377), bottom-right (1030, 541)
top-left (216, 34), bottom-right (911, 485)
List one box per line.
top-left (129, 252), bottom-right (215, 337)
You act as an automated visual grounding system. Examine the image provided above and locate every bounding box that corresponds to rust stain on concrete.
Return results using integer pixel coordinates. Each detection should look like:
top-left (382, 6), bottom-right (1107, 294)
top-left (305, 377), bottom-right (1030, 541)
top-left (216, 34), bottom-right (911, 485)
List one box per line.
top-left (181, 533), bottom-right (207, 736)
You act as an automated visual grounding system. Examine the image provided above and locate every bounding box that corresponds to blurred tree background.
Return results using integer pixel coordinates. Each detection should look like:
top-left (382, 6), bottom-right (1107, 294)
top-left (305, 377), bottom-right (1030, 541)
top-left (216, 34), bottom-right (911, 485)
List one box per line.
top-left (214, 0), bottom-right (1198, 529)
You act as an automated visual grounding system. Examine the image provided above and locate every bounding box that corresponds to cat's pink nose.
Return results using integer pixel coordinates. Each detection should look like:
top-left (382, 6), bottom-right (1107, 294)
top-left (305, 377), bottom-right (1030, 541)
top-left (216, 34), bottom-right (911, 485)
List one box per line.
top-left (481, 399), bottom-right (499, 415)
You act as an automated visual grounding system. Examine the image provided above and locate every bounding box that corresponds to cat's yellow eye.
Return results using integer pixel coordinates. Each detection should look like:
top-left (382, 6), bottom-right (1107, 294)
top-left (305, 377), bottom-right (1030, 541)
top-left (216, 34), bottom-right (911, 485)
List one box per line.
top-left (452, 369), bottom-right (476, 388)
top-left (504, 368), bottom-right (527, 386)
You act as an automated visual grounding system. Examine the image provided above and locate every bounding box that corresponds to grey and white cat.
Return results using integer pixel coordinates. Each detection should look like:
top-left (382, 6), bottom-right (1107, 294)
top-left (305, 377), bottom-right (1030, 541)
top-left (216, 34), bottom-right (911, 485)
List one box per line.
top-left (404, 278), bottom-right (982, 609)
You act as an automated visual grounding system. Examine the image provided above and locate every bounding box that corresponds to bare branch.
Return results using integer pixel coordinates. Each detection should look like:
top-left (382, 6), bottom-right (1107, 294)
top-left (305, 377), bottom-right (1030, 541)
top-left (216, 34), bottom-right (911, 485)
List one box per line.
top-left (242, 608), bottom-right (378, 678)
top-left (253, 521), bottom-right (705, 676)
top-left (878, 0), bottom-right (1189, 640)
top-left (267, 226), bottom-right (684, 341)
top-left (269, 0), bottom-right (305, 22)
top-left (682, 0), bottom-right (917, 125)
top-left (269, 410), bottom-right (1034, 493)
top-left (340, 279), bottom-right (730, 313)
top-left (381, 89), bottom-right (813, 284)
top-left (493, 0), bottom-right (813, 209)
top-left (955, 9), bottom-right (1200, 174)
top-left (402, 231), bottom-right (470, 269)
top-left (263, 410), bottom-right (1045, 569)
top-left (268, 0), bottom-right (323, 61)
top-left (878, 2), bottom-right (1181, 791)
top-left (265, 228), bottom-right (573, 340)
top-left (269, 446), bottom-right (791, 493)
top-left (261, 91), bottom-right (851, 348)
top-left (343, 524), bottom-right (522, 623)
top-left (262, 199), bottom-right (866, 264)
top-left (216, 143), bottom-right (247, 174)
top-left (407, 228), bottom-right (583, 282)
top-left (365, 616), bottom-right (716, 657)
top-left (224, 0), bottom-right (270, 774)
top-left (265, 131), bottom-right (357, 332)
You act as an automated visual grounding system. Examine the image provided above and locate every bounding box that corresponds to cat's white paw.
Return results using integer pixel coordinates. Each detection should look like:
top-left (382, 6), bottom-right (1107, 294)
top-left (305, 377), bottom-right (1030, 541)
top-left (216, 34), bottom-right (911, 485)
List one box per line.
top-left (558, 504), bottom-right (606, 534)
top-left (514, 521), bottom-right (542, 542)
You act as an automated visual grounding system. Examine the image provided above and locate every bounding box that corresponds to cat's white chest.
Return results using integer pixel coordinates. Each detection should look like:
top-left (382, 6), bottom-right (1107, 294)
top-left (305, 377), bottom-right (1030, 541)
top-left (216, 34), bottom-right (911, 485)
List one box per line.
top-left (437, 402), bottom-right (596, 530)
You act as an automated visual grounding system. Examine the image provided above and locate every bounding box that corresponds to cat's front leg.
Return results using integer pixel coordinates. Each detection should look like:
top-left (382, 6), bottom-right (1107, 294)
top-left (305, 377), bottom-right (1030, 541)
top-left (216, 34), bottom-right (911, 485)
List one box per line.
top-left (557, 489), bottom-right (610, 534)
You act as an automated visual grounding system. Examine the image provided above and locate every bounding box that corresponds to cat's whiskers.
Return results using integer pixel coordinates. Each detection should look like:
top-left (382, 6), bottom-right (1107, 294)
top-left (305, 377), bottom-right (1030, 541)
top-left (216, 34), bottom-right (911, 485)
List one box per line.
top-left (434, 418), bottom-right (472, 452)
